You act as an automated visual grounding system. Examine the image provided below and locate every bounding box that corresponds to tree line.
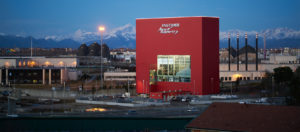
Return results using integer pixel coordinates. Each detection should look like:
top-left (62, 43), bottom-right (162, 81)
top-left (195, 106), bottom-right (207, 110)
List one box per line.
top-left (77, 42), bottom-right (110, 59)
top-left (261, 66), bottom-right (300, 105)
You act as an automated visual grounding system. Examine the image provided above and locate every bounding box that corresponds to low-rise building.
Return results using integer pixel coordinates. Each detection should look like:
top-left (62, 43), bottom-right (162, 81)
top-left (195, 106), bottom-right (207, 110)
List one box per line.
top-left (110, 48), bottom-right (136, 63)
top-left (104, 71), bottom-right (136, 82)
top-left (0, 56), bottom-right (78, 85)
top-left (268, 55), bottom-right (298, 64)
top-left (220, 63), bottom-right (300, 82)
top-left (77, 56), bottom-right (107, 66)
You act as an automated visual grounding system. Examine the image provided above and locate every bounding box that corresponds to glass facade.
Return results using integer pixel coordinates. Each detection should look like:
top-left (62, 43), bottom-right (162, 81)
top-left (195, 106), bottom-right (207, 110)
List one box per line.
top-left (157, 55), bottom-right (191, 82)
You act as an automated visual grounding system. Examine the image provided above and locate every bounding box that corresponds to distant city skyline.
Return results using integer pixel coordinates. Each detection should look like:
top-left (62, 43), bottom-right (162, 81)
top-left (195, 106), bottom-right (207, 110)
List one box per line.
top-left (1, 0), bottom-right (299, 39)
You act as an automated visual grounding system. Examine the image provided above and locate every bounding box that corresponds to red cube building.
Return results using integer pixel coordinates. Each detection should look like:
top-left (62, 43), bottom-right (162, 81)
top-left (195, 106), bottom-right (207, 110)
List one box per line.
top-left (136, 16), bottom-right (219, 99)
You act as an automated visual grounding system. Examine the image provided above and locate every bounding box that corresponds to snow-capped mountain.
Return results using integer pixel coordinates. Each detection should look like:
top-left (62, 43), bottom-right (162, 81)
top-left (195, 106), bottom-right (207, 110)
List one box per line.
top-left (104, 24), bottom-right (136, 40)
top-left (0, 35), bottom-right (80, 48)
top-left (220, 28), bottom-right (300, 40)
top-left (262, 28), bottom-right (300, 40)
top-left (72, 24), bottom-right (136, 43)
top-left (71, 24), bottom-right (136, 48)
top-left (0, 24), bottom-right (137, 49)
top-left (219, 28), bottom-right (300, 48)
top-left (72, 29), bottom-right (98, 43)
top-left (0, 25), bottom-right (300, 49)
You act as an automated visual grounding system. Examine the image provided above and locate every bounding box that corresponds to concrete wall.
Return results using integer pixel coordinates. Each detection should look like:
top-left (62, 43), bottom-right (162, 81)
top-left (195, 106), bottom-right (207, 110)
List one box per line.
top-left (0, 59), bottom-right (16, 67)
top-left (67, 69), bottom-right (78, 80)
top-left (104, 72), bottom-right (136, 81)
top-left (220, 63), bottom-right (300, 72)
top-left (10, 88), bottom-right (135, 98)
top-left (32, 58), bottom-right (77, 67)
top-left (0, 57), bottom-right (77, 68)
top-left (220, 71), bottom-right (265, 82)
top-left (269, 55), bottom-right (297, 64)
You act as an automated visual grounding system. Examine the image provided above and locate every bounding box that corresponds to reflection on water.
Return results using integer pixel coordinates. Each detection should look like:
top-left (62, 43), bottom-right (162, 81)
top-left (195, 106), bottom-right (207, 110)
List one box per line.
top-left (85, 107), bottom-right (107, 112)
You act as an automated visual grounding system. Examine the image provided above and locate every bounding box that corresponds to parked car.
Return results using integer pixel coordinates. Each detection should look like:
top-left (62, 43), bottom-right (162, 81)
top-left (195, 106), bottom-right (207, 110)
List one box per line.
top-left (187, 107), bottom-right (199, 112)
top-left (185, 97), bottom-right (192, 102)
top-left (126, 110), bottom-right (137, 115)
top-left (181, 98), bottom-right (186, 102)
top-left (7, 114), bottom-right (19, 118)
top-left (1, 91), bottom-right (11, 96)
top-left (171, 97), bottom-right (182, 102)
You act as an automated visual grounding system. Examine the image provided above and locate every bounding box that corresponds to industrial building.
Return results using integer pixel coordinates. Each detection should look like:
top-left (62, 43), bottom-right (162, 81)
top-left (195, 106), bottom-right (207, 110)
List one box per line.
top-left (136, 16), bottom-right (220, 99)
top-left (0, 57), bottom-right (78, 85)
top-left (220, 33), bottom-right (300, 82)
top-left (220, 63), bottom-right (300, 82)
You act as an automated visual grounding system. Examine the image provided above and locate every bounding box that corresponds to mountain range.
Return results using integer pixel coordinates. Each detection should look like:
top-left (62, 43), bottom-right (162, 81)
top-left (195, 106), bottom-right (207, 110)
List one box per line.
top-left (219, 28), bottom-right (300, 49)
top-left (0, 24), bottom-right (300, 49)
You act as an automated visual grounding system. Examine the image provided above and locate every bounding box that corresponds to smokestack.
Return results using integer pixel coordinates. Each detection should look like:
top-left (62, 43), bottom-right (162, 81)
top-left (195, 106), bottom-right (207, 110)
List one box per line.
top-left (264, 33), bottom-right (266, 60)
top-left (237, 33), bottom-right (239, 71)
top-left (228, 33), bottom-right (231, 71)
top-left (245, 33), bottom-right (248, 71)
top-left (256, 33), bottom-right (258, 71)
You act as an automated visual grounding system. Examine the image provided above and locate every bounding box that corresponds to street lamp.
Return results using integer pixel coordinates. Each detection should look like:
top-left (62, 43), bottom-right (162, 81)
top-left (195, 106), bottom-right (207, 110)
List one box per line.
top-left (98, 26), bottom-right (105, 44)
top-left (98, 26), bottom-right (105, 92)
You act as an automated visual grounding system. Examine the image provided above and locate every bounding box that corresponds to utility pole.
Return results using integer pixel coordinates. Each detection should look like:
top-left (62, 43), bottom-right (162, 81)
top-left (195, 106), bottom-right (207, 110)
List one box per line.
top-left (95, 77), bottom-right (98, 97)
top-left (100, 36), bottom-right (103, 93)
top-left (31, 37), bottom-right (33, 57)
top-left (127, 76), bottom-right (129, 93)
top-left (63, 81), bottom-right (66, 113)
top-left (272, 76), bottom-right (274, 97)
top-left (51, 87), bottom-right (55, 115)
top-left (98, 26), bottom-right (105, 94)
top-left (231, 81), bottom-right (233, 95)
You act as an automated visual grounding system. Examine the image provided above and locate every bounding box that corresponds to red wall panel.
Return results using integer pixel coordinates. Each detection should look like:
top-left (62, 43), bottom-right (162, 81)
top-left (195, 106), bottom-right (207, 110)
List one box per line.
top-left (136, 17), bottom-right (219, 96)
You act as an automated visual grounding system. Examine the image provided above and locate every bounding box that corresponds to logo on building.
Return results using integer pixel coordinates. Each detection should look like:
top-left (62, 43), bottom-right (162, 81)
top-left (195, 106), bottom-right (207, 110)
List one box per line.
top-left (158, 23), bottom-right (180, 35)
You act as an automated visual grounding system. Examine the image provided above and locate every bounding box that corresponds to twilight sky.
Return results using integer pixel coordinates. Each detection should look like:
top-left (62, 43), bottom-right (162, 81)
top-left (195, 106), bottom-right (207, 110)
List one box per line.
top-left (0, 0), bottom-right (299, 38)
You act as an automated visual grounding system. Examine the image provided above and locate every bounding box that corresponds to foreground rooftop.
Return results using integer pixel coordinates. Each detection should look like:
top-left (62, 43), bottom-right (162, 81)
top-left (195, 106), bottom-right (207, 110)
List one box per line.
top-left (186, 102), bottom-right (300, 132)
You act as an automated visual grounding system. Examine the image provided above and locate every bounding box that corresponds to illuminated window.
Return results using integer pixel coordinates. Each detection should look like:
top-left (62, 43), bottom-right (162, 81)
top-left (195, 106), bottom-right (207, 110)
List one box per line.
top-left (4, 62), bottom-right (10, 67)
top-left (58, 61), bottom-right (64, 66)
top-left (45, 61), bottom-right (50, 66)
top-left (157, 55), bottom-right (190, 82)
top-left (72, 61), bottom-right (77, 66)
top-left (31, 61), bottom-right (36, 67)
top-left (28, 61), bottom-right (36, 67)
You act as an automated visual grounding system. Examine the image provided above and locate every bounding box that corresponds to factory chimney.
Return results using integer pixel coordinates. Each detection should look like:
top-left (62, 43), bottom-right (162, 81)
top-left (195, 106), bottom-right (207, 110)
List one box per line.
top-left (228, 33), bottom-right (231, 71)
top-left (237, 33), bottom-right (239, 71)
top-left (256, 33), bottom-right (258, 71)
top-left (245, 33), bottom-right (248, 71)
